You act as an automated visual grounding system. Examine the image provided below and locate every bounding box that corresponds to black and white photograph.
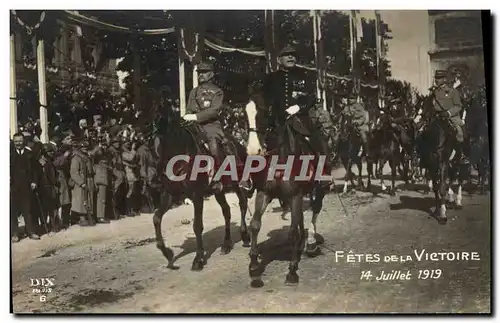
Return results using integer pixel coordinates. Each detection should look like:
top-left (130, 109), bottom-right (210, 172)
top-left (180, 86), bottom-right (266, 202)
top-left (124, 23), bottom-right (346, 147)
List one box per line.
top-left (8, 9), bottom-right (491, 314)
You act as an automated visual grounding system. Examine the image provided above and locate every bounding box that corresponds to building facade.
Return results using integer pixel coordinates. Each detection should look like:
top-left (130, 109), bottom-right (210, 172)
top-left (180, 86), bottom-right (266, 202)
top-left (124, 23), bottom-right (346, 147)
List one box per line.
top-left (428, 10), bottom-right (485, 89)
top-left (14, 19), bottom-right (121, 94)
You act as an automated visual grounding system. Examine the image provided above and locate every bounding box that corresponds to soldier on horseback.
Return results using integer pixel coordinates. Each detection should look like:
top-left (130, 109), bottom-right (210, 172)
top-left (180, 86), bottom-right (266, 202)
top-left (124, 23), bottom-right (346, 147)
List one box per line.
top-left (429, 70), bottom-right (465, 160)
top-left (341, 94), bottom-right (370, 157)
top-left (182, 62), bottom-right (230, 192)
top-left (261, 44), bottom-right (334, 175)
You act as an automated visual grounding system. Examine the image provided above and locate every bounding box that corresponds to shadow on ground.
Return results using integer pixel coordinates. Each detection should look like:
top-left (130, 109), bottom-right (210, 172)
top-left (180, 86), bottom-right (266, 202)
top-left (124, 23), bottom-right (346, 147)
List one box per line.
top-left (171, 223), bottom-right (243, 265)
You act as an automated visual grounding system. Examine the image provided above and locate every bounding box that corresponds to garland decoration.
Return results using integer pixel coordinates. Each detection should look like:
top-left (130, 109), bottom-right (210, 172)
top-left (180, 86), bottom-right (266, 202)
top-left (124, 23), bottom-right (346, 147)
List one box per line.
top-left (11, 10), bottom-right (46, 35)
top-left (179, 28), bottom-right (199, 62)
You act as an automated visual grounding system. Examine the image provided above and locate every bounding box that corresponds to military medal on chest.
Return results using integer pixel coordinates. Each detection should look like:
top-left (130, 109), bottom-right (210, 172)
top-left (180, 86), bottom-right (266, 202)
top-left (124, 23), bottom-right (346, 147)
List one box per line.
top-left (200, 88), bottom-right (212, 108)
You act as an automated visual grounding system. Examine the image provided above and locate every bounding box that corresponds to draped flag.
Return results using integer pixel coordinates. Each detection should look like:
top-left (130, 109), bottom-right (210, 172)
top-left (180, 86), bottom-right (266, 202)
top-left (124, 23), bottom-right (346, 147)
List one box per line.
top-left (176, 11), bottom-right (205, 64)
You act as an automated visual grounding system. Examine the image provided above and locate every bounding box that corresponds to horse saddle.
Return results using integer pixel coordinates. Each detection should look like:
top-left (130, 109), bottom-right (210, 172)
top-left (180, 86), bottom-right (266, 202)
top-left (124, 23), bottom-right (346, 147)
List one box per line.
top-left (181, 121), bottom-right (210, 151)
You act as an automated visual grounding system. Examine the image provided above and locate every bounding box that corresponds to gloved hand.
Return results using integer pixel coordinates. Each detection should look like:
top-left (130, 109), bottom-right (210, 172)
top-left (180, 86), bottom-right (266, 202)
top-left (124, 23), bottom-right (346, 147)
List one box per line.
top-left (182, 114), bottom-right (197, 121)
top-left (286, 105), bottom-right (300, 115)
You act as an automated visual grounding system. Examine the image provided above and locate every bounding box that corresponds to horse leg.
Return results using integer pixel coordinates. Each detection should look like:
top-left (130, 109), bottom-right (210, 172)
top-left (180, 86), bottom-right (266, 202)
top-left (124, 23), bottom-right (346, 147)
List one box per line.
top-left (357, 160), bottom-right (365, 190)
top-left (447, 166), bottom-right (456, 204)
top-left (214, 192), bottom-right (233, 255)
top-left (366, 157), bottom-right (373, 192)
top-left (342, 159), bottom-right (351, 194)
top-left (434, 161), bottom-right (448, 225)
top-left (280, 198), bottom-right (291, 220)
top-left (249, 191), bottom-right (272, 288)
top-left (306, 185), bottom-right (324, 257)
top-left (388, 156), bottom-right (397, 196)
top-left (285, 194), bottom-right (305, 286)
top-left (153, 191), bottom-right (175, 268)
top-left (191, 193), bottom-right (207, 271)
top-left (235, 190), bottom-right (250, 247)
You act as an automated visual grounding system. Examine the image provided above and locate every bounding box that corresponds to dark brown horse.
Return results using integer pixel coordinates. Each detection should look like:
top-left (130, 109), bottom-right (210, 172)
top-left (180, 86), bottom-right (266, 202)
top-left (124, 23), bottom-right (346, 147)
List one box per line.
top-left (243, 98), bottom-right (327, 287)
top-left (152, 108), bottom-right (251, 270)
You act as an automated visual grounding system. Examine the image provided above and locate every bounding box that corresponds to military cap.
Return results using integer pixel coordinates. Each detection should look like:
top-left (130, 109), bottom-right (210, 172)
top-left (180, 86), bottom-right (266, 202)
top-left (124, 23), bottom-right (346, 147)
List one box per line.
top-left (279, 44), bottom-right (297, 56)
top-left (197, 62), bottom-right (214, 72)
top-left (22, 131), bottom-right (32, 137)
top-left (434, 70), bottom-right (448, 79)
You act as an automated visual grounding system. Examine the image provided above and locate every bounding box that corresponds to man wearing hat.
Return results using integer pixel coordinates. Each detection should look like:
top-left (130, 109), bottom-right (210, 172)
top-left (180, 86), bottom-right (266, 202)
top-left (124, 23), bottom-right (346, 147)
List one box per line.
top-left (10, 132), bottom-right (41, 242)
top-left (39, 142), bottom-right (61, 232)
top-left (342, 94), bottom-right (371, 157)
top-left (109, 137), bottom-right (127, 219)
top-left (428, 70), bottom-right (464, 159)
top-left (261, 44), bottom-right (334, 170)
top-left (70, 138), bottom-right (95, 226)
top-left (182, 61), bottom-right (226, 192)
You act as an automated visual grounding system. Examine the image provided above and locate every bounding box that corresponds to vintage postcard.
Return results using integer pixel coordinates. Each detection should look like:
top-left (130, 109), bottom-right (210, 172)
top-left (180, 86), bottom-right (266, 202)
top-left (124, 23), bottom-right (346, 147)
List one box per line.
top-left (9, 9), bottom-right (491, 313)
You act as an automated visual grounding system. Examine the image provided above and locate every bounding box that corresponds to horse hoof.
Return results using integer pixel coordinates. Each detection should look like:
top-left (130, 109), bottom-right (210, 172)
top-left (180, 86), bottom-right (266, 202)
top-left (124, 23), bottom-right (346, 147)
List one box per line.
top-left (437, 217), bottom-right (448, 225)
top-left (220, 241), bottom-right (233, 255)
top-left (249, 263), bottom-right (262, 278)
top-left (191, 258), bottom-right (206, 271)
top-left (250, 279), bottom-right (264, 288)
top-left (241, 232), bottom-right (251, 248)
top-left (285, 273), bottom-right (299, 286)
top-left (305, 243), bottom-right (321, 258)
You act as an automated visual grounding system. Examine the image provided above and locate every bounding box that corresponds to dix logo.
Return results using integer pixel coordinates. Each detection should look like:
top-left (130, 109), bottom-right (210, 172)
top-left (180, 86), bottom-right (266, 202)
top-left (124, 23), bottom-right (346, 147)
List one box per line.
top-left (30, 278), bottom-right (55, 287)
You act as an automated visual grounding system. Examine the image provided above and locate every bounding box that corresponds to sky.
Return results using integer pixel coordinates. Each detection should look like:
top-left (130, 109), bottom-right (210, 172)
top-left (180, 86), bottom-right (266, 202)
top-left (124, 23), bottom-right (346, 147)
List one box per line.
top-left (359, 10), bottom-right (432, 94)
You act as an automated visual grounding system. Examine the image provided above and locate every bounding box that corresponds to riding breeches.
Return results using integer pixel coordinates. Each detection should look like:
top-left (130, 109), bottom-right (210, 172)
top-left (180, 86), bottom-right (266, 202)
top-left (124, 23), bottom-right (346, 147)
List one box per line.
top-left (450, 116), bottom-right (464, 144)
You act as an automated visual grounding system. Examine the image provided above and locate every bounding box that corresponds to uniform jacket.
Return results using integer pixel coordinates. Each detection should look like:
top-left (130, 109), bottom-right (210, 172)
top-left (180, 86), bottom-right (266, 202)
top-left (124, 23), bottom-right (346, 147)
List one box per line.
top-left (186, 81), bottom-right (225, 139)
top-left (263, 69), bottom-right (316, 124)
top-left (93, 146), bottom-right (111, 186)
top-left (136, 144), bottom-right (156, 184)
top-left (122, 148), bottom-right (138, 182)
top-left (109, 147), bottom-right (126, 188)
top-left (431, 84), bottom-right (462, 118)
top-left (343, 102), bottom-right (370, 129)
top-left (53, 149), bottom-right (72, 206)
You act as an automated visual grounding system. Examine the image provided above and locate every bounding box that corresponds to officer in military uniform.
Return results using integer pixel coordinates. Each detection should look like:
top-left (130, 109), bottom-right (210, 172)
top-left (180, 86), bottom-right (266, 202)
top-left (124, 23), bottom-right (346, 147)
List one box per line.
top-left (341, 94), bottom-right (370, 157)
top-left (429, 70), bottom-right (465, 158)
top-left (182, 61), bottom-right (226, 192)
top-left (262, 45), bottom-right (334, 169)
